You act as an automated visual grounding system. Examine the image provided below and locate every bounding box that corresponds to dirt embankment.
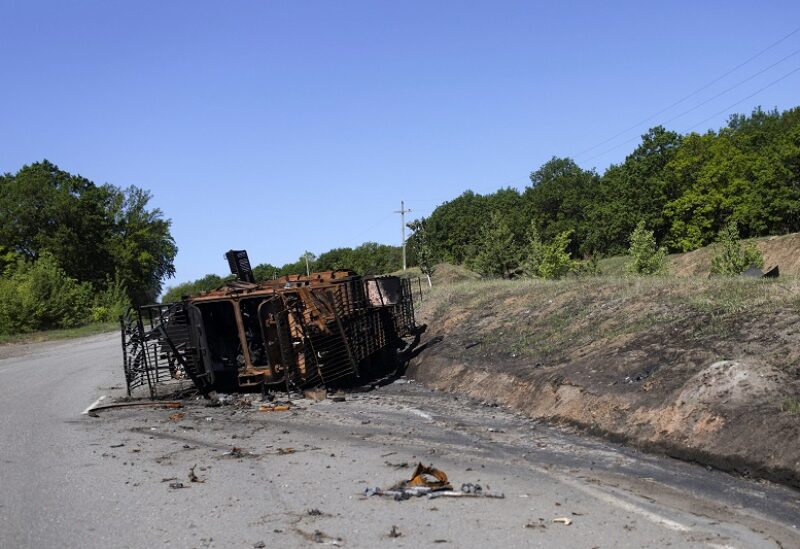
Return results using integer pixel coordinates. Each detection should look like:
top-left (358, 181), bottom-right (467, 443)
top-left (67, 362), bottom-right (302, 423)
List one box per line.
top-left (671, 232), bottom-right (800, 277)
top-left (408, 277), bottom-right (800, 487)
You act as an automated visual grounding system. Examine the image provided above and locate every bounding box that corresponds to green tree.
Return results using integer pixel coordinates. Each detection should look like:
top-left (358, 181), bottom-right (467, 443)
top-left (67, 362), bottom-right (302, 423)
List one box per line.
top-left (710, 221), bottom-right (764, 275)
top-left (408, 218), bottom-right (435, 287)
top-left (521, 221), bottom-right (545, 277)
top-left (588, 127), bottom-right (682, 255)
top-left (626, 221), bottom-right (667, 275)
top-left (0, 161), bottom-right (177, 306)
top-left (523, 157), bottom-right (599, 257)
top-left (538, 230), bottom-right (575, 280)
top-left (107, 186), bottom-right (177, 304)
top-left (472, 211), bottom-right (520, 278)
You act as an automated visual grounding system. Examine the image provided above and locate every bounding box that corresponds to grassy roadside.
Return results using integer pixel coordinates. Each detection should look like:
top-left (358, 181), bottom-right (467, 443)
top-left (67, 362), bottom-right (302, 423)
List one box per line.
top-left (0, 321), bottom-right (119, 346)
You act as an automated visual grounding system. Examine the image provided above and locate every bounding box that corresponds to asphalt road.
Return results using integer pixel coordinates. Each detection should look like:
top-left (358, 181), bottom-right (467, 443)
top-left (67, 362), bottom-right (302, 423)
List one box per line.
top-left (1, 333), bottom-right (799, 548)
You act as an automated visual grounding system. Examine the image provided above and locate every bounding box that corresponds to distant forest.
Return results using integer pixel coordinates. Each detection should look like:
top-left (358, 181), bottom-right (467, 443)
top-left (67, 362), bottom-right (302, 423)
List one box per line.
top-left (169, 106), bottom-right (800, 297)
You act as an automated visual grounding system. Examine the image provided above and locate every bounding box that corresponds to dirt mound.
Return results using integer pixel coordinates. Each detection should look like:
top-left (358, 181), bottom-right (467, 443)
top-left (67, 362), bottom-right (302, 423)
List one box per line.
top-left (671, 232), bottom-right (800, 277)
top-left (431, 263), bottom-right (481, 284)
top-left (408, 277), bottom-right (800, 487)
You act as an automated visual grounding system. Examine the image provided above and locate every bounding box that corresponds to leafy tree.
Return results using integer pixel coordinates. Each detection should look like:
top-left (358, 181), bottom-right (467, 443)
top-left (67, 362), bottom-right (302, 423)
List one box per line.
top-left (252, 263), bottom-right (280, 282)
top-left (521, 221), bottom-right (545, 277)
top-left (471, 211), bottom-right (519, 278)
top-left (0, 161), bottom-right (177, 306)
top-left (588, 127), bottom-right (682, 255)
top-left (408, 218), bottom-right (435, 287)
top-left (107, 186), bottom-right (177, 304)
top-left (710, 220), bottom-right (764, 275)
top-left (625, 221), bottom-right (667, 275)
top-left (523, 157), bottom-right (599, 256)
top-left (537, 230), bottom-right (575, 279)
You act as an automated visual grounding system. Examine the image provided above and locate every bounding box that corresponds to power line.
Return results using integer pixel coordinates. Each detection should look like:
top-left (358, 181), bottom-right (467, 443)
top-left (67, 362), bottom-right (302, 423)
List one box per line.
top-left (573, 25), bottom-right (800, 158)
top-left (580, 59), bottom-right (800, 164)
top-left (655, 46), bottom-right (800, 127)
top-left (684, 65), bottom-right (800, 132)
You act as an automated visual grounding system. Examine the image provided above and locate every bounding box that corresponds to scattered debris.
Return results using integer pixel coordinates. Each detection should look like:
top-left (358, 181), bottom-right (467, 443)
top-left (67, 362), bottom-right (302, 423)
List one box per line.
top-left (295, 528), bottom-right (343, 546)
top-left (525, 519), bottom-right (547, 530)
top-left (624, 364), bottom-right (661, 384)
top-left (169, 482), bottom-right (187, 490)
top-left (330, 393), bottom-right (346, 403)
top-left (304, 388), bottom-right (327, 402)
top-left (259, 403), bottom-right (292, 412)
top-left (408, 463), bottom-right (451, 490)
top-left (388, 525), bottom-right (402, 538)
top-left (188, 464), bottom-right (205, 483)
top-left (364, 463), bottom-right (504, 501)
top-left (308, 508), bottom-right (323, 516)
top-left (428, 490), bottom-right (504, 499)
top-left (169, 412), bottom-right (185, 422)
top-left (85, 401), bottom-right (183, 414)
top-left (277, 447), bottom-right (295, 455)
top-left (253, 542), bottom-right (266, 548)
top-left (552, 517), bottom-right (573, 526)
top-left (223, 447), bottom-right (245, 458)
top-left (385, 461), bottom-right (409, 469)
top-left (110, 443), bottom-right (125, 448)
top-left (743, 264), bottom-right (779, 278)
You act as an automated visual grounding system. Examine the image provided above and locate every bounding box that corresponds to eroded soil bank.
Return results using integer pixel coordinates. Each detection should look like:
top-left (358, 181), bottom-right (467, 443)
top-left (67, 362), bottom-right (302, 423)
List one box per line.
top-left (407, 276), bottom-right (800, 487)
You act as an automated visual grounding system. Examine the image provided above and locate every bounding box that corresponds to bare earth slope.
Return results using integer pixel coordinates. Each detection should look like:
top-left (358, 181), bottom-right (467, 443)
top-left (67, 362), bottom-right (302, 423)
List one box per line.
top-left (408, 277), bottom-right (800, 487)
top-left (671, 232), bottom-right (800, 277)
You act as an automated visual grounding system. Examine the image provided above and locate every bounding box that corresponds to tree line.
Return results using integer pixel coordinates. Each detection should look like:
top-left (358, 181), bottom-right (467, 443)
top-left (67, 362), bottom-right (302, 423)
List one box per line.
top-left (0, 160), bottom-right (177, 334)
top-left (161, 242), bottom-right (407, 303)
top-left (408, 107), bottom-right (800, 277)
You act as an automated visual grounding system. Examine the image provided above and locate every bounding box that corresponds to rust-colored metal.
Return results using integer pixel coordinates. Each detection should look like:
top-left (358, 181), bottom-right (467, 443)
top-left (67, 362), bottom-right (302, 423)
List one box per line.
top-left (121, 251), bottom-right (418, 397)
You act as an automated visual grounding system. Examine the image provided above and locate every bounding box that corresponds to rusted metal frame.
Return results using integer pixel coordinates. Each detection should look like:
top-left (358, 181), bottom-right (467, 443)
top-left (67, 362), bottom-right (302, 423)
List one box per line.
top-left (133, 310), bottom-right (156, 399)
top-left (314, 289), bottom-right (359, 378)
top-left (120, 311), bottom-right (133, 395)
top-left (281, 292), bottom-right (323, 385)
top-left (273, 307), bottom-right (298, 388)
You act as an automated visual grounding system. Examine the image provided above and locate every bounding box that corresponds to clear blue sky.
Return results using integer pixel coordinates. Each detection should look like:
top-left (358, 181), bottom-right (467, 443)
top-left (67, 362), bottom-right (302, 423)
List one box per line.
top-left (2, 1), bottom-right (799, 288)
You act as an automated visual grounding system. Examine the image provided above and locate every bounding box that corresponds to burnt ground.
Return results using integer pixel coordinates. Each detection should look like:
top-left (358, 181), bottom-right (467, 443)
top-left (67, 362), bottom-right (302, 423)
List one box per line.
top-left (407, 276), bottom-right (800, 488)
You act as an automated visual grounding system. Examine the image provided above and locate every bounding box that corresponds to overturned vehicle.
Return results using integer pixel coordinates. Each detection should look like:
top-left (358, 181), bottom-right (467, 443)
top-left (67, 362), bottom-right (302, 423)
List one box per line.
top-left (121, 250), bottom-right (420, 398)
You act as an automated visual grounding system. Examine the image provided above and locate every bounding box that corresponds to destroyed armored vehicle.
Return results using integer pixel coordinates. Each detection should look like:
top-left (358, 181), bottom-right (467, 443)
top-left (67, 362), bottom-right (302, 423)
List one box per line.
top-left (121, 250), bottom-right (418, 398)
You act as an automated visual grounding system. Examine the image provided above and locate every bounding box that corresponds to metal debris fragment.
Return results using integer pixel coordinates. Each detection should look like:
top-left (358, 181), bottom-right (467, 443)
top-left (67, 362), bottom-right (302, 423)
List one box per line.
top-left (364, 463), bottom-right (504, 501)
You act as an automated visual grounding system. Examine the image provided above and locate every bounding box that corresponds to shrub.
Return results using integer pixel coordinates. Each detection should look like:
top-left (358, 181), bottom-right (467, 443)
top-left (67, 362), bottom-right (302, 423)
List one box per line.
top-left (626, 221), bottom-right (667, 275)
top-left (523, 226), bottom-right (575, 280)
top-left (91, 273), bottom-right (130, 322)
top-left (710, 221), bottom-right (764, 276)
top-left (0, 254), bottom-right (93, 334)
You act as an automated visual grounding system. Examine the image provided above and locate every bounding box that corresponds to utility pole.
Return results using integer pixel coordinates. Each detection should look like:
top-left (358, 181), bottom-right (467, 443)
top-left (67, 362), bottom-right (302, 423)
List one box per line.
top-left (395, 200), bottom-right (411, 271)
top-left (303, 251), bottom-right (311, 276)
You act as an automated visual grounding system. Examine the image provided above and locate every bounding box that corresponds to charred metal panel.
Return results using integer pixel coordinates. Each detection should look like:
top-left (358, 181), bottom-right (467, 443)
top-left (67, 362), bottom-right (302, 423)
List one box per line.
top-left (225, 249), bottom-right (255, 283)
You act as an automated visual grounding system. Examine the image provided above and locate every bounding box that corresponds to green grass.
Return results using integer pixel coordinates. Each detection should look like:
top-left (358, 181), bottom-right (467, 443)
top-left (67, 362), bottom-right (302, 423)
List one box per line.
top-left (0, 321), bottom-right (119, 346)
top-left (419, 273), bottom-right (800, 364)
top-left (781, 397), bottom-right (800, 415)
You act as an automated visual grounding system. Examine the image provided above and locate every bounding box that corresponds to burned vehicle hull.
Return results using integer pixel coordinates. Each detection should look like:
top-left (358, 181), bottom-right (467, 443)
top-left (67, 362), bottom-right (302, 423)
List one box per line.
top-left (121, 260), bottom-right (417, 398)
